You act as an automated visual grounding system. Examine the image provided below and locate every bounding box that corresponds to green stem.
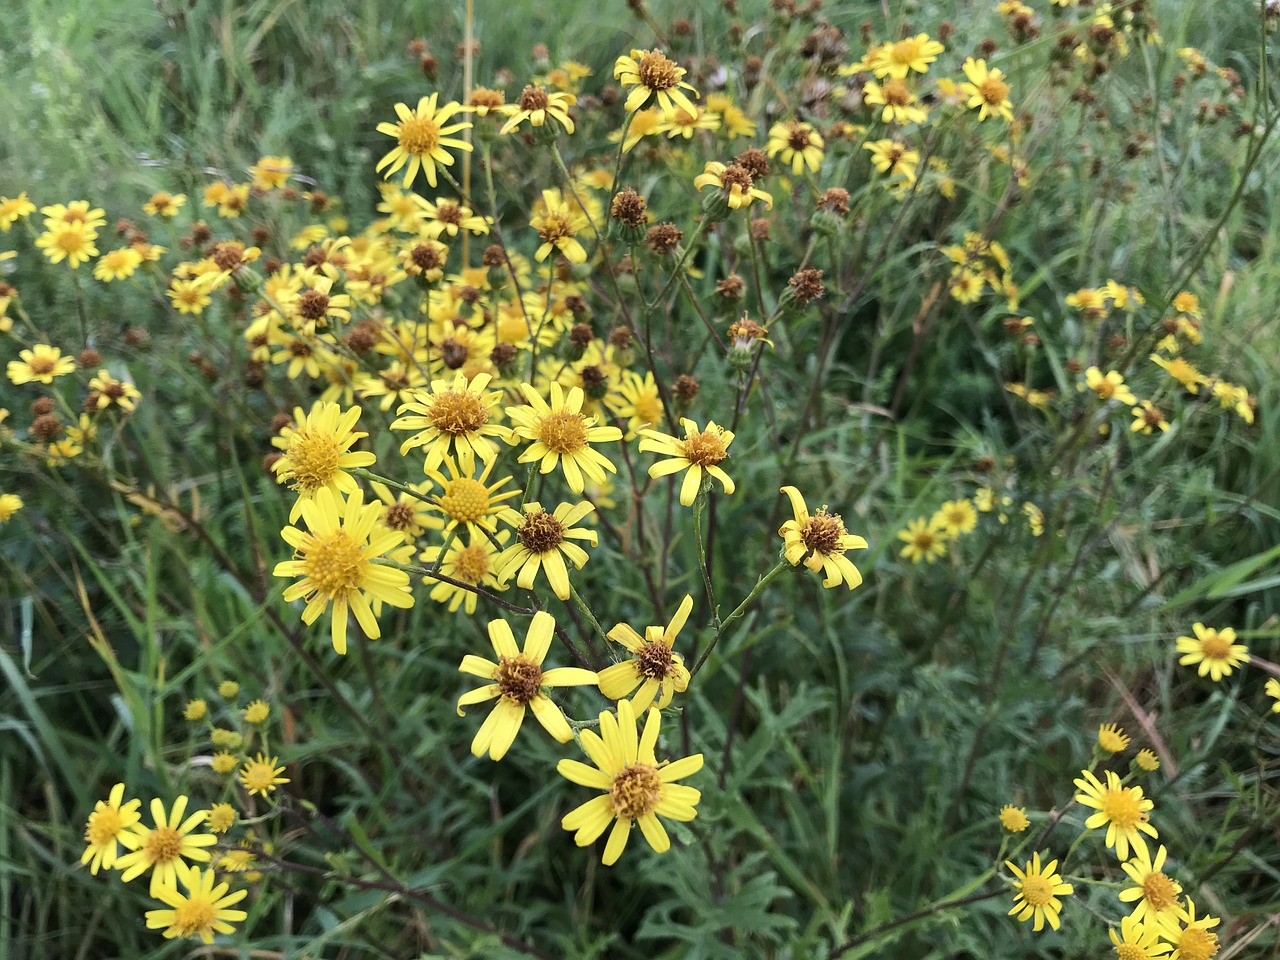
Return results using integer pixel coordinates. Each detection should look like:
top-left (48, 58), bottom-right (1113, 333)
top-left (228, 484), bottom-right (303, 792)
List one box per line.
top-left (689, 558), bottom-right (789, 679)
top-left (693, 491), bottom-right (719, 629)
top-left (568, 582), bottom-right (607, 645)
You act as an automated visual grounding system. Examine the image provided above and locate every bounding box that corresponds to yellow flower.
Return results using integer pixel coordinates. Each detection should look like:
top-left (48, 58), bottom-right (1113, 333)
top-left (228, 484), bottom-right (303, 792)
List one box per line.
top-left (864, 139), bottom-right (920, 184)
top-left (290, 274), bottom-right (351, 334)
top-left (143, 191), bottom-right (186, 218)
top-left (1073, 768), bottom-right (1158, 860)
top-left (863, 79), bottom-right (929, 125)
top-left (778, 486), bottom-right (868, 589)
top-left (1023, 502), bottom-right (1045, 536)
top-left (898, 517), bottom-right (947, 564)
top-left (599, 594), bottom-right (693, 712)
top-left (613, 48), bottom-right (698, 116)
top-left (202, 181), bottom-right (250, 218)
top-left (413, 196), bottom-right (492, 240)
top-left (1151, 354), bottom-right (1206, 394)
top-left (875, 34), bottom-right (945, 78)
top-left (93, 246), bottom-right (144, 282)
top-left (558, 699), bottom-right (703, 865)
top-left (766, 119), bottom-right (825, 174)
top-left (1131, 401), bottom-right (1170, 435)
top-left (168, 277), bottom-right (214, 316)
top-left (1005, 851), bottom-right (1073, 931)
top-left (183, 699), bottom-right (208, 721)
top-left (145, 864), bottom-right (248, 944)
top-left (115, 796), bottom-right (217, 896)
top-left (0, 193), bottom-right (36, 230)
top-left (40, 200), bottom-right (106, 230)
top-left (693, 161), bottom-right (773, 211)
top-left (218, 680), bottom-right (240, 699)
top-left (239, 753), bottom-right (289, 796)
top-left (495, 501), bottom-right (598, 600)
top-left (0, 493), bottom-right (24, 523)
top-left (611, 370), bottom-right (667, 440)
top-left (1166, 898), bottom-right (1220, 960)
top-left (393, 372), bottom-right (511, 471)
top-left (243, 700), bottom-right (269, 724)
top-left (1108, 914), bottom-right (1172, 959)
top-left (1175, 623), bottom-right (1248, 681)
top-left (271, 401), bottom-right (377, 520)
top-left (376, 94), bottom-right (473, 189)
top-left (530, 188), bottom-right (588, 263)
top-left (612, 107), bottom-right (663, 152)
top-left (35, 221), bottom-right (99, 268)
top-left (1098, 722), bottom-right (1131, 753)
top-left (206, 803), bottom-right (236, 834)
top-left (506, 382), bottom-right (623, 494)
top-left (933, 498), bottom-right (977, 539)
top-left (81, 783), bottom-right (143, 874)
top-left (456, 611), bottom-right (598, 760)
top-left (249, 155), bottom-right (294, 190)
top-left (639, 418), bottom-right (735, 507)
top-left (999, 805), bottom-right (1030, 832)
top-left (1171, 291), bottom-right (1202, 318)
top-left (424, 452), bottom-right (520, 534)
top-left (421, 527), bottom-right (509, 614)
top-left (500, 85), bottom-right (576, 136)
top-left (1267, 677), bottom-right (1280, 713)
top-left (960, 58), bottom-right (1014, 121)
top-left (273, 487), bottom-right (415, 655)
top-left (1083, 366), bottom-right (1137, 404)
top-left (210, 728), bottom-right (241, 749)
top-left (1119, 843), bottom-right (1183, 929)
top-left (7, 345), bottom-right (77, 386)
top-left (211, 752), bottom-right (238, 775)
top-left (88, 369), bottom-right (142, 412)
top-left (1135, 749), bottom-right (1160, 771)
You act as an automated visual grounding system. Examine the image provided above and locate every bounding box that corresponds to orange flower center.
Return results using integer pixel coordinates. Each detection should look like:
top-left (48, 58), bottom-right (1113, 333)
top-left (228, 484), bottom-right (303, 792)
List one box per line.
top-left (979, 75), bottom-right (1010, 105)
top-left (636, 50), bottom-right (681, 91)
top-left (536, 211), bottom-right (574, 243)
top-left (912, 528), bottom-right (937, 550)
top-left (171, 897), bottom-right (218, 937)
top-left (302, 530), bottom-right (365, 597)
top-left (397, 113), bottom-right (441, 155)
top-left (517, 510), bottom-right (566, 553)
top-left (1019, 874), bottom-right (1053, 908)
top-left (681, 428), bottom-right (729, 466)
top-left (610, 763), bottom-right (662, 819)
top-left (1176, 928), bottom-right (1219, 960)
top-left (537, 409), bottom-right (588, 453)
top-left (29, 356), bottom-right (56, 375)
top-left (439, 477), bottom-right (490, 524)
top-left (1096, 379), bottom-right (1117, 399)
top-left (801, 510), bottom-right (847, 556)
top-left (1141, 871), bottom-right (1178, 912)
top-left (495, 654), bottom-right (543, 704)
top-left (55, 228), bottom-right (89, 253)
top-left (144, 826), bottom-right (183, 865)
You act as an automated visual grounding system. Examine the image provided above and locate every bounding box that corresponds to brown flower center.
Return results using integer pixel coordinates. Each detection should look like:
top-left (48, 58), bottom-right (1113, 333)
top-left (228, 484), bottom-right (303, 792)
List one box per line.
top-left (287, 339), bottom-right (313, 358)
top-left (519, 85), bottom-right (550, 111)
top-left (636, 49), bottom-right (681, 91)
top-left (383, 502), bottom-right (416, 532)
top-left (786, 124), bottom-right (812, 151)
top-left (518, 510), bottom-right (566, 553)
top-left (882, 78), bottom-right (912, 105)
top-left (912, 528), bottom-right (937, 550)
top-left (29, 356), bottom-right (55, 375)
top-left (1142, 406), bottom-right (1165, 427)
top-left (410, 243), bottom-right (443, 272)
top-left (495, 654), bottom-right (543, 704)
top-left (144, 826), bottom-right (183, 865)
top-left (801, 510), bottom-right (846, 556)
top-left (637, 640), bottom-right (676, 680)
top-left (440, 338), bottom-right (469, 369)
top-left (537, 409), bottom-right (589, 453)
top-left (298, 289), bottom-right (331, 321)
top-left (719, 163), bottom-right (755, 193)
top-left (212, 241), bottom-right (249, 272)
top-left (610, 763), bottom-right (662, 819)
top-left (979, 76), bottom-right (1010, 106)
top-left (1141, 872), bottom-right (1178, 912)
top-left (435, 202), bottom-right (463, 224)
top-left (397, 113), bottom-right (441, 155)
top-left (681, 428), bottom-right (729, 466)
top-left (1096, 379), bottom-right (1116, 399)
top-left (1019, 874), bottom-right (1053, 908)
top-left (427, 389), bottom-right (488, 435)
top-left (302, 530), bottom-right (365, 596)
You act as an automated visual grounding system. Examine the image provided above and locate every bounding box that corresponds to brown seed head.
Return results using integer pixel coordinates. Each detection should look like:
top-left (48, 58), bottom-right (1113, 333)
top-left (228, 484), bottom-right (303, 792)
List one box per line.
top-left (439, 338), bottom-right (468, 369)
top-left (297, 289), bottom-right (331, 322)
top-left (734, 148), bottom-right (770, 180)
top-left (818, 188), bottom-right (850, 215)
top-left (31, 413), bottom-right (64, 442)
top-left (788, 268), bottom-right (826, 304)
top-left (569, 323), bottom-right (594, 351)
top-left (344, 320), bottom-right (380, 354)
top-left (716, 274), bottom-right (745, 299)
top-left (31, 396), bottom-right (55, 417)
top-left (608, 326), bottom-right (634, 350)
top-left (495, 654), bottom-right (543, 704)
top-left (801, 509), bottom-right (847, 556)
top-left (123, 327), bottom-right (149, 347)
top-left (635, 49), bottom-right (682, 91)
top-left (490, 342), bottom-right (518, 369)
top-left (750, 218), bottom-right (771, 242)
top-left (482, 244), bottom-right (506, 267)
top-left (673, 374), bottom-right (699, 403)
top-left (77, 348), bottom-right (103, 369)
top-left (610, 188), bottom-right (648, 226)
top-left (518, 509), bottom-right (566, 553)
top-left (644, 223), bottom-right (683, 255)
top-left (519, 85), bottom-right (550, 112)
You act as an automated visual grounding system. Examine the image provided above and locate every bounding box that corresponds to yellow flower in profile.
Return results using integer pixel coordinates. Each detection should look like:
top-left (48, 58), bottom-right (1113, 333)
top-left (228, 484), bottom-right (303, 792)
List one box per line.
top-left (7, 344), bottom-right (76, 387)
top-left (864, 139), bottom-right (920, 184)
top-left (0, 493), bottom-right (24, 522)
top-left (998, 805), bottom-right (1030, 832)
top-left (1118, 843), bottom-right (1183, 929)
top-left (1108, 915), bottom-right (1172, 959)
top-left (273, 487), bottom-right (415, 655)
top-left (1098, 722), bottom-right (1131, 753)
top-left (239, 753), bottom-right (289, 796)
top-left (530, 189), bottom-right (588, 263)
top-left (766, 120), bottom-right (825, 174)
top-left (93, 246), bottom-right (144, 282)
top-left (778, 486), bottom-right (868, 589)
top-left (960, 58), bottom-right (1014, 121)
top-left (1005, 851), bottom-right (1073, 931)
top-left (115, 796), bottom-right (217, 896)
top-left (933, 499), bottom-right (977, 539)
top-left (1267, 677), bottom-right (1280, 713)
top-left (271, 401), bottom-right (377, 520)
top-left (218, 680), bottom-right (240, 699)
top-left (393, 372), bottom-right (511, 471)
top-left (375, 93), bottom-right (473, 189)
top-left (211, 752), bottom-right (238, 775)
top-left (898, 517), bottom-right (946, 564)
top-left (424, 452), bottom-right (520, 533)
top-left (506, 382), bottom-right (623, 494)
top-left (1151, 354), bottom-right (1206, 394)
top-left (1166, 898), bottom-right (1220, 960)
top-left (863, 79), bottom-right (929, 125)
top-left (1175, 623), bottom-right (1248, 681)
top-left (205, 803), bottom-right (236, 834)
top-left (500, 85), bottom-right (577, 136)
top-left (249, 155), bottom-right (294, 190)
top-left (1084, 366), bottom-right (1137, 405)
top-left (495, 501), bottom-right (598, 600)
top-left (693, 161), bottom-right (773, 210)
top-left (35, 221), bottom-right (99, 267)
top-left (655, 105), bottom-right (720, 139)
top-left (612, 370), bottom-right (666, 439)
top-left (243, 700), bottom-right (269, 724)
top-left (1135, 748), bottom-right (1160, 771)
top-left (422, 528), bottom-right (509, 614)
top-left (81, 783), bottom-right (143, 874)
top-left (145, 864), bottom-right (248, 944)
top-left (0, 193), bottom-right (36, 230)
top-left (183, 698), bottom-right (207, 721)
top-left (1073, 768), bottom-right (1157, 860)
top-left (558, 699), bottom-right (703, 865)
top-left (143, 191), bottom-right (186, 218)
top-left (613, 48), bottom-right (698, 116)
top-left (599, 594), bottom-right (694, 712)
top-left (456, 611), bottom-right (598, 761)
top-left (613, 107), bottom-right (663, 152)
top-left (875, 34), bottom-right (945, 79)
top-left (639, 418), bottom-right (735, 507)
top-left (1131, 401), bottom-right (1170, 435)
top-left (1023, 502), bottom-right (1045, 536)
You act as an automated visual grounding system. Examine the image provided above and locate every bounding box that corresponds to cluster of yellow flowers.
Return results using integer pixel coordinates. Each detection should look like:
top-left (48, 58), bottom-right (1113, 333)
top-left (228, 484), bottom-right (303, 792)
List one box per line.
top-left (183, 683), bottom-right (287, 794)
top-left (897, 489), bottom-right (1046, 565)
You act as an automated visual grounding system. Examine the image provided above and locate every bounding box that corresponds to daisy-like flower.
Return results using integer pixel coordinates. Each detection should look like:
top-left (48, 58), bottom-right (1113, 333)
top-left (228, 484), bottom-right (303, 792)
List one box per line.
top-left (494, 501), bottom-right (598, 601)
top-left (611, 370), bottom-right (666, 440)
top-left (40, 200), bottom-right (106, 230)
top-left (693, 161), bottom-right (773, 211)
top-left (1099, 722), bottom-right (1131, 753)
top-left (81, 783), bottom-right (143, 874)
top-left (35, 221), bottom-right (99, 268)
top-left (613, 48), bottom-right (698, 116)
top-left (457, 611), bottom-right (598, 760)
top-left (273, 487), bottom-right (415, 655)
top-left (87, 369), bottom-right (142, 413)
top-left (558, 700), bottom-right (703, 865)
top-left (933, 498), bottom-right (977, 539)
top-left (115, 796), bottom-right (217, 896)
top-left (599, 594), bottom-right (693, 712)
top-left (424, 452), bottom-right (520, 534)
top-left (243, 700), bottom-right (269, 724)
top-left (206, 803), bottom-right (236, 834)
top-left (7, 344), bottom-right (77, 386)
top-left (1151, 354), bottom-right (1207, 394)
top-left (0, 193), bottom-right (36, 230)
top-left (874, 34), bottom-right (945, 78)
top-left (1166, 898), bottom-right (1221, 960)
top-left (1109, 915), bottom-right (1173, 959)
top-left (864, 139), bottom-right (920, 184)
top-left (765, 120), bottom-right (825, 174)
top-left (1083, 366), bottom-right (1137, 405)
top-left (778, 486), bottom-right (868, 589)
top-left (863, 79), bottom-right (929, 124)
top-left (0, 493), bottom-right (24, 523)
top-left (1119, 844), bottom-right (1183, 929)
top-left (375, 93), bottom-right (473, 189)
top-left (271, 401), bottom-right (377, 520)
top-left (145, 864), bottom-right (248, 944)
top-left (291, 275), bottom-right (351, 334)
top-left (999, 804), bottom-right (1030, 832)
top-left (1135, 749), bottom-right (1161, 771)
top-left (960, 58), bottom-right (1014, 121)
top-left (143, 191), bottom-right (186, 218)
top-left (422, 527), bottom-right (509, 614)
top-left (168, 277), bottom-right (214, 315)
top-left (183, 699), bottom-right (207, 720)
top-left (500, 84), bottom-right (576, 136)
top-left (506, 382), bottom-right (623, 494)
top-left (1131, 401), bottom-right (1170, 435)
top-left (369, 480), bottom-right (441, 544)
top-left (1175, 623), bottom-right (1248, 681)
top-left (1073, 768), bottom-right (1158, 860)
top-left (93, 246), bottom-right (144, 282)
top-left (413, 196), bottom-right (491, 240)
top-left (655, 105), bottom-right (720, 139)
top-left (530, 189), bottom-right (588, 263)
top-left (392, 372), bottom-right (511, 471)
top-left (639, 418), bottom-right (735, 507)
top-left (249, 155), bottom-right (294, 190)
top-left (1005, 851), bottom-right (1073, 931)
top-left (898, 517), bottom-right (947, 564)
top-left (239, 753), bottom-right (289, 796)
